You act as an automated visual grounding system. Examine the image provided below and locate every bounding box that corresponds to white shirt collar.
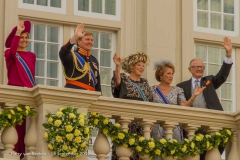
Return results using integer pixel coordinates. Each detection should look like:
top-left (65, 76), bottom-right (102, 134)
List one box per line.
top-left (191, 77), bottom-right (202, 88)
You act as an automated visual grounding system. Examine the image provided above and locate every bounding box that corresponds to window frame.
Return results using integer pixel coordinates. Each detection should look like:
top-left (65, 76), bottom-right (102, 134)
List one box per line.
top-left (193, 0), bottom-right (239, 37)
top-left (194, 43), bottom-right (236, 112)
top-left (27, 21), bottom-right (63, 87)
top-left (18, 0), bottom-right (66, 14)
top-left (73, 0), bottom-right (121, 21)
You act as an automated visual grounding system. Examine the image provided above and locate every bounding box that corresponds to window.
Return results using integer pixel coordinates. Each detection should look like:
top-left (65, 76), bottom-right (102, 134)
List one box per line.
top-left (26, 23), bottom-right (63, 87)
top-left (74, 0), bottom-right (121, 21)
top-left (18, 0), bottom-right (66, 14)
top-left (72, 28), bottom-right (116, 97)
top-left (194, 0), bottom-right (239, 36)
top-left (195, 44), bottom-right (236, 112)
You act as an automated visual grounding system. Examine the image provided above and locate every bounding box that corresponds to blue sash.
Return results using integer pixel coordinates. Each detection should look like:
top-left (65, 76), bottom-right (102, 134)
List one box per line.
top-left (154, 87), bottom-right (168, 104)
top-left (127, 77), bottom-right (147, 101)
top-left (74, 52), bottom-right (97, 86)
top-left (15, 53), bottom-right (35, 87)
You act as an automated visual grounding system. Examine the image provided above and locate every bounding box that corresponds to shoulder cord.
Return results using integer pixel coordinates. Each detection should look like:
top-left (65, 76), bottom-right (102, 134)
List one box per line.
top-left (62, 50), bottom-right (90, 81)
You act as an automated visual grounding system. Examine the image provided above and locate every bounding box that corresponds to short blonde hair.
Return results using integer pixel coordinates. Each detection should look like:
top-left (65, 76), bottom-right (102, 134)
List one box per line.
top-left (122, 52), bottom-right (149, 74)
top-left (154, 60), bottom-right (175, 82)
top-left (77, 30), bottom-right (93, 41)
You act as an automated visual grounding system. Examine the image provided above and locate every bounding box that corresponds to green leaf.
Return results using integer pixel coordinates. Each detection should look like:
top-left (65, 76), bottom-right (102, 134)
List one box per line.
top-left (42, 123), bottom-right (50, 129)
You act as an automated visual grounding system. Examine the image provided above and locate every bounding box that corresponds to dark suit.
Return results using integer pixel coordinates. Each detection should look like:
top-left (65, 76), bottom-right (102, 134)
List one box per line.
top-left (177, 61), bottom-right (232, 160)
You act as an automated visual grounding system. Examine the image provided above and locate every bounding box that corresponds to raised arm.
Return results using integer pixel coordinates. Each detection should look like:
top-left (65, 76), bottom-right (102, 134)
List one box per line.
top-left (113, 53), bottom-right (122, 89)
top-left (59, 24), bottom-right (86, 65)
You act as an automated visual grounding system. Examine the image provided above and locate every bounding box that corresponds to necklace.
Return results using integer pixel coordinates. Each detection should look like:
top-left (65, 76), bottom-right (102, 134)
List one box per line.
top-left (158, 85), bottom-right (170, 90)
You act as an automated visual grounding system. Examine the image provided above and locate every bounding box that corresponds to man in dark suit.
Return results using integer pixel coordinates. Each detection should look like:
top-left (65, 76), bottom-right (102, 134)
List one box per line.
top-left (177, 37), bottom-right (233, 160)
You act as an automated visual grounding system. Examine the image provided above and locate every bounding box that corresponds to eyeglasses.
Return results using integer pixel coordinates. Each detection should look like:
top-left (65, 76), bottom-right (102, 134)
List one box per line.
top-left (190, 66), bottom-right (205, 69)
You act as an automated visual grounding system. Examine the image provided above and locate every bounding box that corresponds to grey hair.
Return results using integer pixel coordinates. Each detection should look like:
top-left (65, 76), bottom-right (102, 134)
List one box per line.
top-left (154, 59), bottom-right (173, 70)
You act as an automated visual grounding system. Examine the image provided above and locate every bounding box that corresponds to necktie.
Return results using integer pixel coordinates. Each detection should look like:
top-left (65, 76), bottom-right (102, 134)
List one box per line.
top-left (194, 79), bottom-right (199, 91)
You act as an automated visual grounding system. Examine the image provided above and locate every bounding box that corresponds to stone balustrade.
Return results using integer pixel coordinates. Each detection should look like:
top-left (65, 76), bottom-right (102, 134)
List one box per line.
top-left (0, 85), bottom-right (239, 160)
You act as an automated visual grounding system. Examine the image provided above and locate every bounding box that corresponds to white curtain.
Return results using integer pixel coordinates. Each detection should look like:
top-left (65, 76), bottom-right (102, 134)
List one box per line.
top-left (37, 0), bottom-right (47, 6)
top-left (50, 0), bottom-right (61, 8)
top-left (105, 0), bottom-right (116, 15)
top-left (92, 0), bottom-right (102, 13)
top-left (78, 0), bottom-right (89, 11)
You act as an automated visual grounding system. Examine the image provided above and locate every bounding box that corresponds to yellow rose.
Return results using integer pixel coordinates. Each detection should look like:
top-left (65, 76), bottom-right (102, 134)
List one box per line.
top-left (199, 134), bottom-right (204, 139)
top-left (62, 145), bottom-right (68, 150)
top-left (208, 146), bottom-right (213, 151)
top-left (26, 110), bottom-right (29, 116)
top-left (69, 113), bottom-right (76, 119)
top-left (0, 111), bottom-right (2, 114)
top-left (103, 119), bottom-right (109, 125)
top-left (205, 134), bottom-right (211, 138)
top-left (136, 146), bottom-right (142, 152)
top-left (191, 142), bottom-right (195, 149)
top-left (181, 145), bottom-right (186, 152)
top-left (10, 109), bottom-right (15, 115)
top-left (7, 114), bottom-right (11, 119)
top-left (79, 114), bottom-right (85, 119)
top-left (174, 156), bottom-right (178, 159)
top-left (80, 142), bottom-right (86, 148)
top-left (65, 125), bottom-right (73, 132)
top-left (173, 139), bottom-right (177, 143)
top-left (74, 137), bottom-right (82, 143)
top-left (144, 149), bottom-right (149, 153)
top-left (84, 127), bottom-right (89, 134)
top-left (56, 111), bottom-right (63, 118)
top-left (123, 143), bottom-right (128, 148)
top-left (110, 137), bottom-right (115, 141)
top-left (224, 137), bottom-right (228, 143)
top-left (160, 138), bottom-right (166, 144)
top-left (123, 129), bottom-right (128, 132)
top-left (56, 136), bottom-right (63, 142)
top-left (44, 132), bottom-right (48, 139)
top-left (215, 132), bottom-right (221, 136)
top-left (58, 107), bottom-right (64, 111)
top-left (72, 148), bottom-right (77, 153)
top-left (66, 133), bottom-right (74, 141)
top-left (206, 141), bottom-right (210, 149)
top-left (91, 112), bottom-right (97, 116)
top-left (155, 149), bottom-right (161, 155)
top-left (195, 136), bottom-right (202, 141)
top-left (103, 128), bottom-right (108, 135)
top-left (74, 129), bottom-right (81, 136)
top-left (114, 123), bottom-right (121, 128)
top-left (139, 137), bottom-right (145, 142)
top-left (54, 120), bottom-right (62, 127)
top-left (170, 150), bottom-right (175, 155)
top-left (25, 106), bottom-right (30, 111)
top-left (13, 118), bottom-right (16, 123)
top-left (226, 129), bottom-right (232, 136)
top-left (94, 119), bottom-right (99, 125)
top-left (129, 138), bottom-right (135, 145)
top-left (48, 117), bottom-right (53, 123)
top-left (184, 138), bottom-right (189, 143)
top-left (79, 119), bottom-right (85, 126)
top-left (86, 134), bottom-right (90, 140)
top-left (17, 107), bottom-right (22, 111)
top-left (48, 144), bottom-right (53, 150)
top-left (118, 133), bottom-right (125, 139)
top-left (148, 141), bottom-right (155, 149)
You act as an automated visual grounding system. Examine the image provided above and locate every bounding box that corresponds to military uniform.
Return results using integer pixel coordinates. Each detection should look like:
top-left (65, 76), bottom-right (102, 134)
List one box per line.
top-left (59, 40), bottom-right (101, 92)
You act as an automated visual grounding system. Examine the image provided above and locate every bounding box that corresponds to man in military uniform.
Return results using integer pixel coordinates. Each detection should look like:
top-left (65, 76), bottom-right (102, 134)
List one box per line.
top-left (59, 24), bottom-right (101, 92)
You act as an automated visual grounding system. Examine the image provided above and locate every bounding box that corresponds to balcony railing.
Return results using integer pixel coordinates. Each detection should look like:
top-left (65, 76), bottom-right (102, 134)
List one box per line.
top-left (0, 84), bottom-right (239, 160)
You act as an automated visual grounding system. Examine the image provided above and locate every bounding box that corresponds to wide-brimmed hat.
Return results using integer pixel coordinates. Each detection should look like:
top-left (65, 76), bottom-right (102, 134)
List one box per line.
top-left (5, 21), bottom-right (31, 48)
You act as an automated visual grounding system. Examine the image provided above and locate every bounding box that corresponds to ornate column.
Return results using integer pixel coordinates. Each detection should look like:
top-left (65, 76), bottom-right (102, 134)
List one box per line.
top-left (162, 123), bottom-right (177, 160)
top-left (139, 121), bottom-right (154, 160)
top-left (116, 119), bottom-right (133, 160)
top-left (184, 125), bottom-right (200, 160)
top-left (93, 131), bottom-right (110, 160)
top-left (227, 130), bottom-right (240, 160)
top-left (205, 127), bottom-right (222, 160)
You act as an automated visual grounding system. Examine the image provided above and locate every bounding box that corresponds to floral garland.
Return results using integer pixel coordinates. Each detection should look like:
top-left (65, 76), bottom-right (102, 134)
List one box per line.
top-left (88, 112), bottom-right (233, 159)
top-left (42, 107), bottom-right (92, 158)
top-left (0, 104), bottom-right (37, 130)
top-left (43, 107), bottom-right (233, 159)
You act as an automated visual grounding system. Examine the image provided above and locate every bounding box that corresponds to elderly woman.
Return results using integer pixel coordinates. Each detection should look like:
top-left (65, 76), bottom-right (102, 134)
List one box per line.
top-left (4, 20), bottom-right (36, 159)
top-left (151, 60), bottom-right (205, 160)
top-left (111, 52), bottom-right (152, 160)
